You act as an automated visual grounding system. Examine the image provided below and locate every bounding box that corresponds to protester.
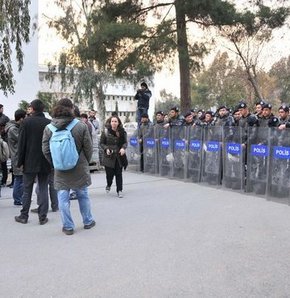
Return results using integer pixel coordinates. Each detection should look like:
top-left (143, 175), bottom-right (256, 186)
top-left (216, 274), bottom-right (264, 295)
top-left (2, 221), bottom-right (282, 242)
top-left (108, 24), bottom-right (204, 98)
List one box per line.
top-left (80, 113), bottom-right (92, 138)
top-left (134, 82), bottom-right (152, 125)
top-left (5, 109), bottom-right (26, 205)
top-left (100, 115), bottom-right (127, 198)
top-left (15, 100), bottom-right (51, 225)
top-left (0, 104), bottom-right (10, 186)
top-left (42, 98), bottom-right (95, 235)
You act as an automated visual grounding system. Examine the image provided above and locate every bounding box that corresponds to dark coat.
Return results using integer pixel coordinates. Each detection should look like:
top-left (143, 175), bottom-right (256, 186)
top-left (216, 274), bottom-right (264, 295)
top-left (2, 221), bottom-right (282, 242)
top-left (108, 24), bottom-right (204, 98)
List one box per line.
top-left (5, 120), bottom-right (22, 175)
top-left (17, 112), bottom-right (51, 174)
top-left (134, 89), bottom-right (152, 109)
top-left (42, 116), bottom-right (93, 191)
top-left (100, 127), bottom-right (127, 169)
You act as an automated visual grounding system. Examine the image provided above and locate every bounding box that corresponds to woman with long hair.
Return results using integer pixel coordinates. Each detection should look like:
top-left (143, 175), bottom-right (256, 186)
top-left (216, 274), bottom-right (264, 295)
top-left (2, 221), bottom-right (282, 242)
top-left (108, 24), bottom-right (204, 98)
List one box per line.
top-left (100, 115), bottom-right (127, 198)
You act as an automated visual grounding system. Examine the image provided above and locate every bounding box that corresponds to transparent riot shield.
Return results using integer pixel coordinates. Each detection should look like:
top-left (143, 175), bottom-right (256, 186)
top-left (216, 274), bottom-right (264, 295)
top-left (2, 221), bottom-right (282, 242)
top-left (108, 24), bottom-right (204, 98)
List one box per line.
top-left (246, 127), bottom-right (270, 196)
top-left (153, 125), bottom-right (164, 174)
top-left (201, 126), bottom-right (222, 186)
top-left (158, 128), bottom-right (173, 177)
top-left (143, 127), bottom-right (158, 174)
top-left (186, 126), bottom-right (203, 183)
top-left (267, 127), bottom-right (290, 203)
top-left (222, 126), bottom-right (244, 191)
top-left (171, 126), bottom-right (186, 180)
top-left (126, 131), bottom-right (140, 172)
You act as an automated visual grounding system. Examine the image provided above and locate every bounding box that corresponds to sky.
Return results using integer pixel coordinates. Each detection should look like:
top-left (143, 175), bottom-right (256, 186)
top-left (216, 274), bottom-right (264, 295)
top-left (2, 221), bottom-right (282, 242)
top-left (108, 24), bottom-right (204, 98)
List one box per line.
top-left (38, 0), bottom-right (290, 97)
top-left (3, 0), bottom-right (290, 118)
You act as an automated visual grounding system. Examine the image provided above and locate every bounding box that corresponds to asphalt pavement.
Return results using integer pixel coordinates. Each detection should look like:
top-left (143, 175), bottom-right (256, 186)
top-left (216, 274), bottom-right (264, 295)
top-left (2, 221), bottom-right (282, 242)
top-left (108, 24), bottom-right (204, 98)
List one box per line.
top-left (1, 170), bottom-right (290, 298)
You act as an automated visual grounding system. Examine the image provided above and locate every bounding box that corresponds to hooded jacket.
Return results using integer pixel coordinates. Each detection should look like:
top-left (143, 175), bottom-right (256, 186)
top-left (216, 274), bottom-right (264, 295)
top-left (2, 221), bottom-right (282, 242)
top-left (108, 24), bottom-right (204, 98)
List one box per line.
top-left (42, 115), bottom-right (93, 190)
top-left (5, 120), bottom-right (22, 175)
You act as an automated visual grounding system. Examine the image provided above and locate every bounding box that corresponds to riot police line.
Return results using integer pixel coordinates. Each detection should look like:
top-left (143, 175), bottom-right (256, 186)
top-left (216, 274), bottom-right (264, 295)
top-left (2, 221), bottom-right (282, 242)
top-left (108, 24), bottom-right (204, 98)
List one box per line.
top-left (126, 125), bottom-right (290, 204)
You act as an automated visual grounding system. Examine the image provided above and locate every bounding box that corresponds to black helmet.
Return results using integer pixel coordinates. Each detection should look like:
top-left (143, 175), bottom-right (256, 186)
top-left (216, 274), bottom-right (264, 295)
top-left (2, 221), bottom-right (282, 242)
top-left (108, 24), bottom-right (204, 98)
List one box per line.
top-left (247, 114), bottom-right (259, 127)
top-left (268, 116), bottom-right (280, 127)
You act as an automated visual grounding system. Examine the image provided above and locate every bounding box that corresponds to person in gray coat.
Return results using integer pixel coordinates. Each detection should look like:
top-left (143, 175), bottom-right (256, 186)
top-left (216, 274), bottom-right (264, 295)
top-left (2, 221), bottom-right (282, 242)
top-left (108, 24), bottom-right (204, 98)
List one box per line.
top-left (5, 109), bottom-right (26, 205)
top-left (42, 98), bottom-right (95, 235)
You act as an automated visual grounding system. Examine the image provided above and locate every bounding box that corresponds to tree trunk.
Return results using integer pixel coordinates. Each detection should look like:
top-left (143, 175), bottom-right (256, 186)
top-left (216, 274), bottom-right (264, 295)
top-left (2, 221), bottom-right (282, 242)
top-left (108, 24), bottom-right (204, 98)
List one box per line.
top-left (175, 0), bottom-right (191, 113)
top-left (247, 67), bottom-right (263, 100)
top-left (94, 84), bottom-right (106, 129)
top-left (231, 39), bottom-right (263, 100)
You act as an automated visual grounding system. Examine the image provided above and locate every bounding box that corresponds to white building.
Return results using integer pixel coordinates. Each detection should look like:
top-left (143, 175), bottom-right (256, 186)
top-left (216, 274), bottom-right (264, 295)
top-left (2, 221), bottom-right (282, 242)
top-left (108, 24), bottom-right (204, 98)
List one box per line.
top-left (103, 82), bottom-right (137, 121)
top-left (39, 66), bottom-right (137, 123)
top-left (3, 2), bottom-right (155, 122)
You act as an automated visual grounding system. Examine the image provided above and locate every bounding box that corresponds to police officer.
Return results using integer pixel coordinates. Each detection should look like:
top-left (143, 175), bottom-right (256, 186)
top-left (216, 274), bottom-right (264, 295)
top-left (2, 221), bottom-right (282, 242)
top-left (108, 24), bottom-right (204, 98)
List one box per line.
top-left (138, 113), bottom-right (152, 172)
top-left (163, 106), bottom-right (184, 128)
top-left (254, 100), bottom-right (266, 120)
top-left (259, 103), bottom-right (279, 131)
top-left (183, 111), bottom-right (195, 127)
top-left (198, 111), bottom-right (215, 127)
top-left (278, 104), bottom-right (289, 125)
top-left (237, 101), bottom-right (252, 129)
top-left (232, 108), bottom-right (242, 125)
top-left (214, 105), bottom-right (235, 127)
top-left (154, 111), bottom-right (165, 128)
top-left (153, 110), bottom-right (166, 143)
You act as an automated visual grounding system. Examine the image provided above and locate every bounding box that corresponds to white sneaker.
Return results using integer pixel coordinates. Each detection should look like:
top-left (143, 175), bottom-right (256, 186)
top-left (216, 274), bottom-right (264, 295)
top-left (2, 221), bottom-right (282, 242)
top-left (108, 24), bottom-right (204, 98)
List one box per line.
top-left (117, 191), bottom-right (123, 198)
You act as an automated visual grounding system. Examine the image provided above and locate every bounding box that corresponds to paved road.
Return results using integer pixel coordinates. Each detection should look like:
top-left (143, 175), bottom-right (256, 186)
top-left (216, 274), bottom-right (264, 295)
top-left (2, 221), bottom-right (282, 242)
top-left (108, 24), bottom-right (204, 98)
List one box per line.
top-left (1, 171), bottom-right (290, 298)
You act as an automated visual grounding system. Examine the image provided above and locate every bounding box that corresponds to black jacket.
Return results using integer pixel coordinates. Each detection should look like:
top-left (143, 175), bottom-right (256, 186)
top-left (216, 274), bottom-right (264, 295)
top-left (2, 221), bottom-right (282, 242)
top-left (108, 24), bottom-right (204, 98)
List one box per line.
top-left (17, 112), bottom-right (51, 173)
top-left (134, 89), bottom-right (152, 109)
top-left (100, 127), bottom-right (127, 169)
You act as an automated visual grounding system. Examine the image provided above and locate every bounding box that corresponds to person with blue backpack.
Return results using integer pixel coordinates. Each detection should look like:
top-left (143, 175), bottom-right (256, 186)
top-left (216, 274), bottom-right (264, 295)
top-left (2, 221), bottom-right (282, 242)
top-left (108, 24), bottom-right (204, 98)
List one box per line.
top-left (42, 98), bottom-right (95, 235)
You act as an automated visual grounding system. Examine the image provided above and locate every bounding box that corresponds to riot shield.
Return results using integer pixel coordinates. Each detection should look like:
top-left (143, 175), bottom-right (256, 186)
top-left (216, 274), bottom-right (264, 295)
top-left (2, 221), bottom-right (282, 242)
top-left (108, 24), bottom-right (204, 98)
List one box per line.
top-left (246, 127), bottom-right (270, 196)
top-left (143, 127), bottom-right (158, 174)
top-left (171, 126), bottom-right (187, 180)
top-left (153, 125), bottom-right (164, 174)
top-left (126, 131), bottom-right (140, 172)
top-left (222, 126), bottom-right (244, 191)
top-left (267, 127), bottom-right (290, 203)
top-left (186, 126), bottom-right (203, 183)
top-left (201, 126), bottom-right (222, 186)
top-left (158, 128), bottom-right (173, 177)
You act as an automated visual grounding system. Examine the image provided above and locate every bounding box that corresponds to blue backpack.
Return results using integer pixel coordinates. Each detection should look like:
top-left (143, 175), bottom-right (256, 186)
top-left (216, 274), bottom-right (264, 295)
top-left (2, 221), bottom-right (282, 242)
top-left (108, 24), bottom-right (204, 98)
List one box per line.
top-left (47, 119), bottom-right (79, 171)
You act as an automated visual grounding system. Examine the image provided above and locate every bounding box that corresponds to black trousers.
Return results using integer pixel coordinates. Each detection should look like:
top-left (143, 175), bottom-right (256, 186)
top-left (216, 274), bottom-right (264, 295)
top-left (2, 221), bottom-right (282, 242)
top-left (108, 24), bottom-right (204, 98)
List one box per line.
top-left (36, 170), bottom-right (58, 210)
top-left (105, 160), bottom-right (123, 193)
top-left (21, 172), bottom-right (49, 220)
top-left (1, 161), bottom-right (8, 184)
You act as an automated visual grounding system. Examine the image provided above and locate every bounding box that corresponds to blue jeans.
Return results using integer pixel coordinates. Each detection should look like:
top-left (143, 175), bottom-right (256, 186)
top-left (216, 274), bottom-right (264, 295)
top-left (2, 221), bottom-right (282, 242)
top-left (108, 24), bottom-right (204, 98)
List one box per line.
top-left (57, 187), bottom-right (94, 230)
top-left (137, 107), bottom-right (148, 125)
top-left (13, 175), bottom-right (23, 204)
